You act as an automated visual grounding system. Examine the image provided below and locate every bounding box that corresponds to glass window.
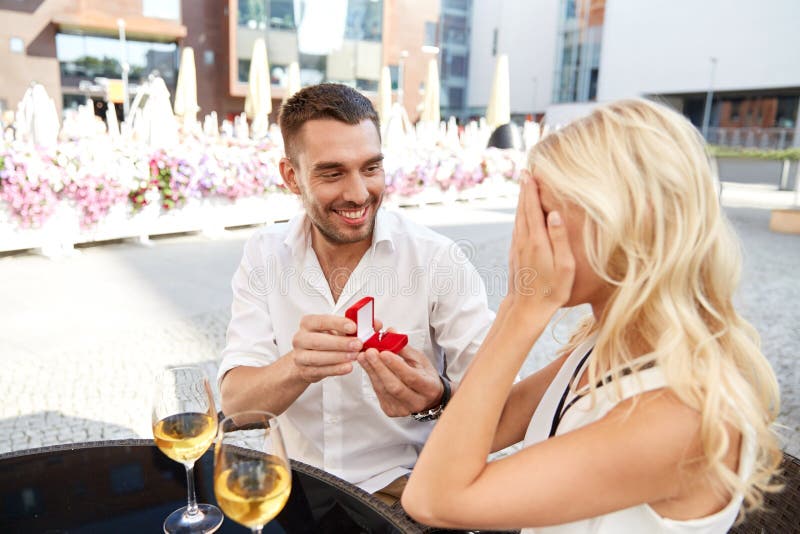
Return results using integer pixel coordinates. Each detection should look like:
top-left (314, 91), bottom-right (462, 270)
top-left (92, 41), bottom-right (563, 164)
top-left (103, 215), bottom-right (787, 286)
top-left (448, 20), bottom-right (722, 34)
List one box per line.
top-left (239, 0), bottom-right (296, 30)
top-left (56, 33), bottom-right (178, 91)
top-left (448, 87), bottom-right (464, 109)
top-left (424, 21), bottom-right (438, 47)
top-left (356, 78), bottom-right (378, 92)
top-left (346, 0), bottom-right (383, 41)
top-left (234, 0), bottom-right (382, 89)
top-left (443, 15), bottom-right (467, 44)
top-left (444, 0), bottom-right (469, 10)
top-left (448, 54), bottom-right (467, 78)
top-left (269, 0), bottom-right (296, 30)
top-left (388, 64), bottom-right (399, 90)
top-left (554, 0), bottom-right (605, 103)
top-left (299, 52), bottom-right (326, 86)
top-left (9, 36), bottom-right (24, 53)
top-left (238, 59), bottom-right (251, 83)
top-left (142, 0), bottom-right (181, 21)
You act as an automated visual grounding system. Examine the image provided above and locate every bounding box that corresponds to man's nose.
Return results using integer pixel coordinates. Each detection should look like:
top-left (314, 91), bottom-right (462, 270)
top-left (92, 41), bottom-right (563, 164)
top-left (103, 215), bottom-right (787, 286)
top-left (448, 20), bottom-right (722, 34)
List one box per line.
top-left (341, 173), bottom-right (369, 204)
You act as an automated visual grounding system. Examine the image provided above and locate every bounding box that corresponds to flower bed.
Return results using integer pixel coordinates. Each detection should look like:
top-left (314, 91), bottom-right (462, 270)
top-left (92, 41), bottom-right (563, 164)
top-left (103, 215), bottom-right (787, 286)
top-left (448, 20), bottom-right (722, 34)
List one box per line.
top-left (0, 135), bottom-right (523, 253)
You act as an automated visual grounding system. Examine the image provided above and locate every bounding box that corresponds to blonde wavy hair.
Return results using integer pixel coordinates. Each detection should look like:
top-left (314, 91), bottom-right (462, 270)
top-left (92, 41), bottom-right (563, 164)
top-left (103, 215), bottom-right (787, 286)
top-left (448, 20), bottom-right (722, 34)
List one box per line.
top-left (529, 99), bottom-right (782, 515)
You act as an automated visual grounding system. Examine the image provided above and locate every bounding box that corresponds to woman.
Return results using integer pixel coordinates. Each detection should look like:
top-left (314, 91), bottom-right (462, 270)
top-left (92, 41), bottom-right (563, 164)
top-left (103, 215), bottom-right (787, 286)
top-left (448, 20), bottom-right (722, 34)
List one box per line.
top-left (401, 99), bottom-right (782, 532)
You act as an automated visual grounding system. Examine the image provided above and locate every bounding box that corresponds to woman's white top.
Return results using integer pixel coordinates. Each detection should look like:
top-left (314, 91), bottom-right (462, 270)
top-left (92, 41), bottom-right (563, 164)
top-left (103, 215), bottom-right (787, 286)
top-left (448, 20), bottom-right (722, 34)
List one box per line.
top-left (520, 336), bottom-right (754, 534)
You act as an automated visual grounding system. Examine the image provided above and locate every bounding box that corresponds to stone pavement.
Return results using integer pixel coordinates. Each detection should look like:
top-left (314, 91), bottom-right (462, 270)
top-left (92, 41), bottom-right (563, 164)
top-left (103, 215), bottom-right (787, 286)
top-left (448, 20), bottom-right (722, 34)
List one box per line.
top-left (0, 184), bottom-right (797, 457)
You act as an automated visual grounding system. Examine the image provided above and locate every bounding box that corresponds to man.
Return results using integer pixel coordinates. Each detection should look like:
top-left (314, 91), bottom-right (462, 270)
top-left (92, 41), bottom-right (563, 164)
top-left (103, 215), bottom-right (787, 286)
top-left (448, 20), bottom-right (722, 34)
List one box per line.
top-left (218, 83), bottom-right (493, 503)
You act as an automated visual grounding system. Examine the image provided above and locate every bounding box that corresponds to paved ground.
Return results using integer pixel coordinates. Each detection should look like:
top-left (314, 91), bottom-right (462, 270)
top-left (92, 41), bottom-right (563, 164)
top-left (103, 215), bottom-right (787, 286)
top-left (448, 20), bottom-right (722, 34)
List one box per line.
top-left (0, 184), bottom-right (797, 458)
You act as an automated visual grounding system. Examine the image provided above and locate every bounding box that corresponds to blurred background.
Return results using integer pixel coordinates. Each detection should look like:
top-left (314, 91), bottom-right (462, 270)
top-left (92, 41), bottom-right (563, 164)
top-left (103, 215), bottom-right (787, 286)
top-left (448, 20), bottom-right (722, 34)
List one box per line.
top-left (1, 0), bottom-right (797, 142)
top-left (0, 0), bottom-right (797, 466)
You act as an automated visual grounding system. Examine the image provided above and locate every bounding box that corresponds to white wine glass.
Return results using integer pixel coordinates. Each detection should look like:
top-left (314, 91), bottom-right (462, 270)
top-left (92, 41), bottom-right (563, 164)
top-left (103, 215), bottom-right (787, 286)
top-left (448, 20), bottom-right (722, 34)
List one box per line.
top-left (152, 366), bottom-right (224, 533)
top-left (214, 411), bottom-right (291, 534)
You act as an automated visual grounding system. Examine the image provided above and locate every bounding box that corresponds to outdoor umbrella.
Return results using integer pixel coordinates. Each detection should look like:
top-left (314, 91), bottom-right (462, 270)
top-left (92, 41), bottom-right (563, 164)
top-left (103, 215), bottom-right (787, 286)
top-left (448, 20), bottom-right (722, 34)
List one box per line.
top-left (15, 83), bottom-right (59, 148)
top-left (420, 58), bottom-right (440, 125)
top-left (284, 62), bottom-right (301, 102)
top-left (486, 54), bottom-right (510, 130)
top-left (173, 47), bottom-right (199, 129)
top-left (245, 38), bottom-right (272, 138)
top-left (377, 65), bottom-right (393, 126)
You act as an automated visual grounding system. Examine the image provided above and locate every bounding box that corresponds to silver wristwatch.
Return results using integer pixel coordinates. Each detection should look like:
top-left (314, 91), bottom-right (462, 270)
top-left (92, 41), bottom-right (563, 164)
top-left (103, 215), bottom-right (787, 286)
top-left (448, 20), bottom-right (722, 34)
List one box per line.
top-left (411, 375), bottom-right (451, 422)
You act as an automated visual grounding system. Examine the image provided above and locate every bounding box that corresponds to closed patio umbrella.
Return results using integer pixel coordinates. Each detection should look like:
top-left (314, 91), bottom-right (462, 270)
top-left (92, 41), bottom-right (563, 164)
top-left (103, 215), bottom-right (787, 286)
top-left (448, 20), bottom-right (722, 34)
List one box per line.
top-left (486, 54), bottom-right (510, 130)
top-left (174, 47), bottom-right (199, 129)
top-left (245, 38), bottom-right (272, 137)
top-left (420, 58), bottom-right (440, 125)
top-left (284, 62), bottom-right (301, 102)
top-left (377, 65), bottom-right (392, 126)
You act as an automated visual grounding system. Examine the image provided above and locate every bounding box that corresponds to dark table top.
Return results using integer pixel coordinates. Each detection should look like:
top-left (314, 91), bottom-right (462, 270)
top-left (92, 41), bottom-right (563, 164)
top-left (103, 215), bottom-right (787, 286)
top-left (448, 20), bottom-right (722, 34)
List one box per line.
top-left (0, 439), bottom-right (422, 533)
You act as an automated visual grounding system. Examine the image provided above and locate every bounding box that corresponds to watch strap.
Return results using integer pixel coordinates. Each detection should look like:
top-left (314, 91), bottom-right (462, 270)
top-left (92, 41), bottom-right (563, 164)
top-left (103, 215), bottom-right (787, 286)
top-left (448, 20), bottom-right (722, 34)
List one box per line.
top-left (411, 374), bottom-right (451, 422)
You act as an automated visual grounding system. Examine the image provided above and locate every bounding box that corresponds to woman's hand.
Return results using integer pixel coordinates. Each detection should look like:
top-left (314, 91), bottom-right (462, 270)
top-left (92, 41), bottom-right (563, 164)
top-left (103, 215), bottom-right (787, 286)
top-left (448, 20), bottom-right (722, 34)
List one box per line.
top-left (507, 171), bottom-right (575, 316)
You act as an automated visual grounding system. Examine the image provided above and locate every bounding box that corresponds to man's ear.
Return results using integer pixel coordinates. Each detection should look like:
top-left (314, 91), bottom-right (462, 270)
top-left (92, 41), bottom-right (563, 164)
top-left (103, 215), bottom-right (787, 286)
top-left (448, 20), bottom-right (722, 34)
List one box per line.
top-left (279, 157), bottom-right (301, 195)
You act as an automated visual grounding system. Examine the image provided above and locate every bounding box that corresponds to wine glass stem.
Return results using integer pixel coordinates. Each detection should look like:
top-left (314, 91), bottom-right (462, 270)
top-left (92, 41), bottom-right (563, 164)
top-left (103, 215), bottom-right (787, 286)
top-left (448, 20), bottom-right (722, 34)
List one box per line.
top-left (251, 528), bottom-right (263, 534)
top-left (184, 462), bottom-right (199, 517)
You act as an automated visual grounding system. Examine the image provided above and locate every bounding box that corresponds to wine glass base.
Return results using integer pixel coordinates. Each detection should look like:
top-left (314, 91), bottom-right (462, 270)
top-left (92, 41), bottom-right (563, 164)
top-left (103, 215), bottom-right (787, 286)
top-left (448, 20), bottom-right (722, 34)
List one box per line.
top-left (163, 503), bottom-right (224, 533)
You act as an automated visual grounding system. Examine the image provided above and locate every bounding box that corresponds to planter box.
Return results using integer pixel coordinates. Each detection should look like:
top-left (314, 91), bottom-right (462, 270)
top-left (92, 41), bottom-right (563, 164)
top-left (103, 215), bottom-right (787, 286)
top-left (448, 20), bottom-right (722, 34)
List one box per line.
top-left (716, 157), bottom-right (798, 190)
top-left (0, 193), bottom-right (301, 255)
top-left (769, 208), bottom-right (800, 234)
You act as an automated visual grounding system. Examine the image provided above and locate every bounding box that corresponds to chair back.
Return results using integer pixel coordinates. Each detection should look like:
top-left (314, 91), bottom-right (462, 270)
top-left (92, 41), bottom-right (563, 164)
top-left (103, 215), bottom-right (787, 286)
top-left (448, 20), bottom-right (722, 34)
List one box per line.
top-left (730, 451), bottom-right (800, 533)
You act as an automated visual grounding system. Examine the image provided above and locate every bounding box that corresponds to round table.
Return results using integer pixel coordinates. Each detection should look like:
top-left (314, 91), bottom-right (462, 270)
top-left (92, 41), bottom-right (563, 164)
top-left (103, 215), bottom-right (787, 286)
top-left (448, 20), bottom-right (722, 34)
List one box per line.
top-left (0, 439), bottom-right (422, 533)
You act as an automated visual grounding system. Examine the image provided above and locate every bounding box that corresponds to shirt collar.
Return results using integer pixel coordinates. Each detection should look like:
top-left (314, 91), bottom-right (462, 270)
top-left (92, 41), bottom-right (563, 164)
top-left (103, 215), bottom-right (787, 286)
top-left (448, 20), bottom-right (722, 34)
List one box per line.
top-left (283, 206), bottom-right (395, 259)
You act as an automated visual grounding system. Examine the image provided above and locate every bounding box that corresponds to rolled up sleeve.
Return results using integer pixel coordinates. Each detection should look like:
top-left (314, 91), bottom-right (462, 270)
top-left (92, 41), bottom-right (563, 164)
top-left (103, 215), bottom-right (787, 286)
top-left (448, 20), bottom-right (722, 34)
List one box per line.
top-left (217, 235), bottom-right (280, 389)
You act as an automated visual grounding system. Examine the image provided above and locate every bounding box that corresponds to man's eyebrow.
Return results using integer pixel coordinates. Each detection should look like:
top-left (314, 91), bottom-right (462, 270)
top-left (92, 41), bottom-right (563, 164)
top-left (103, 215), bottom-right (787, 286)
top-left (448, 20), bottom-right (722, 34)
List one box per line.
top-left (311, 161), bottom-right (345, 172)
top-left (311, 155), bottom-right (384, 173)
top-left (363, 155), bottom-right (385, 166)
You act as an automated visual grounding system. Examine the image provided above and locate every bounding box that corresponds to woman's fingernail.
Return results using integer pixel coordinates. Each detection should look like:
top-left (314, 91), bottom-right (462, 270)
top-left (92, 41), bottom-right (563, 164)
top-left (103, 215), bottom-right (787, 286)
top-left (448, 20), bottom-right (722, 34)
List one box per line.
top-left (549, 211), bottom-right (562, 227)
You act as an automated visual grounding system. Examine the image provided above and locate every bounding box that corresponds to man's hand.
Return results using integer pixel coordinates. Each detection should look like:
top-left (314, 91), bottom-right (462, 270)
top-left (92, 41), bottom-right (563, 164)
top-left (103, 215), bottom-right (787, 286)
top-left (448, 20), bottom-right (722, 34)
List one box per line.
top-left (291, 314), bottom-right (365, 384)
top-left (358, 344), bottom-right (444, 417)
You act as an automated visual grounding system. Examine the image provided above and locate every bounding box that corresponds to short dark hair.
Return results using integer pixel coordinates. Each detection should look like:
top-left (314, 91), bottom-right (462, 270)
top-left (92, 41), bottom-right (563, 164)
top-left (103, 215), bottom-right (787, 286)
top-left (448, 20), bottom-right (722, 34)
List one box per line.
top-left (278, 83), bottom-right (381, 161)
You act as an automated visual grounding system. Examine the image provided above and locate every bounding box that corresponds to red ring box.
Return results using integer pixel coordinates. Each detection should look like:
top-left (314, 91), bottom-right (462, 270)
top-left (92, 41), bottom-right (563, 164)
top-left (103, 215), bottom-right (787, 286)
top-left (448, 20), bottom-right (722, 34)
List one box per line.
top-left (345, 296), bottom-right (408, 353)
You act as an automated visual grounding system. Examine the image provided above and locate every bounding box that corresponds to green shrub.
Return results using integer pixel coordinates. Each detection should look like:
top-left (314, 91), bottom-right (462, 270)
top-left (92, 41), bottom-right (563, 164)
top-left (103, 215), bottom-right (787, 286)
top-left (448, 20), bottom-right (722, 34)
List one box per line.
top-left (708, 146), bottom-right (800, 161)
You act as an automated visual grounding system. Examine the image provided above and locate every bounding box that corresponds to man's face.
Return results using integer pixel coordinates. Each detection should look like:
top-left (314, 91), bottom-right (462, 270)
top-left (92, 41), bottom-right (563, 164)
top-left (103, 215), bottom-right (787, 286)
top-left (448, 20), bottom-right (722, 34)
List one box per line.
top-left (282, 119), bottom-right (384, 245)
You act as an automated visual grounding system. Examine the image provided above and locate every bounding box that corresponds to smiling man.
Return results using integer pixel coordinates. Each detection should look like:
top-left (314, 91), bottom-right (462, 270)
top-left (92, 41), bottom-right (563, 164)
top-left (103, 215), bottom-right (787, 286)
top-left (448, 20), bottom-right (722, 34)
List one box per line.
top-left (218, 84), bottom-right (494, 503)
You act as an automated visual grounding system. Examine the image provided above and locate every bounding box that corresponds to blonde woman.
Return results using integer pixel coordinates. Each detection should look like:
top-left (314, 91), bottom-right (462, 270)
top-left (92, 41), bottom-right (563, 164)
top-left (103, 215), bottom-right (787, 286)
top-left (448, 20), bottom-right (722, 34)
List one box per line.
top-left (399, 99), bottom-right (781, 532)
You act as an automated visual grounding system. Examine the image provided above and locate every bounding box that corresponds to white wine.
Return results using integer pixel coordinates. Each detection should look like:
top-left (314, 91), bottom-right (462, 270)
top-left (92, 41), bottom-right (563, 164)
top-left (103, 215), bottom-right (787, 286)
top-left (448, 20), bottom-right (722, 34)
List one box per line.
top-left (214, 460), bottom-right (291, 528)
top-left (153, 412), bottom-right (216, 464)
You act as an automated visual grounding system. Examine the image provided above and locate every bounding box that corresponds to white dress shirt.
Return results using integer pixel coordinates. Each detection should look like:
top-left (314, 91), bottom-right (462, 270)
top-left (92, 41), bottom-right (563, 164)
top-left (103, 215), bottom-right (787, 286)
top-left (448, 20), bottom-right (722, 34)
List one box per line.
top-left (218, 207), bottom-right (495, 492)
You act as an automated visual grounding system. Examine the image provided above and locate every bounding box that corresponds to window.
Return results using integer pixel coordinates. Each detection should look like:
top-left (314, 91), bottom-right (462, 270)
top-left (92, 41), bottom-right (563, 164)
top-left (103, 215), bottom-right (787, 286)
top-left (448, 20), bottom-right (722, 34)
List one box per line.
top-left (442, 15), bottom-right (467, 44)
top-left (444, 0), bottom-right (469, 10)
top-left (56, 33), bottom-right (179, 90)
top-left (356, 78), bottom-right (378, 92)
top-left (388, 65), bottom-right (399, 90)
top-left (345, 0), bottom-right (383, 41)
top-left (448, 87), bottom-right (464, 109)
top-left (9, 36), bottom-right (24, 53)
top-left (239, 0), bottom-right (296, 30)
top-left (238, 59), bottom-right (251, 82)
top-left (448, 54), bottom-right (467, 78)
top-left (492, 28), bottom-right (498, 56)
top-left (553, 0), bottom-right (605, 103)
top-left (424, 21), bottom-right (438, 47)
top-left (299, 53), bottom-right (326, 86)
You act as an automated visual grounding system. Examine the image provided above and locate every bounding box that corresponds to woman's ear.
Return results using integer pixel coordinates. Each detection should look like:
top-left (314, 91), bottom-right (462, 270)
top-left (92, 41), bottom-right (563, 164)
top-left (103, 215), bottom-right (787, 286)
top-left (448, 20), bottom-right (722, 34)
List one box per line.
top-left (279, 157), bottom-right (301, 195)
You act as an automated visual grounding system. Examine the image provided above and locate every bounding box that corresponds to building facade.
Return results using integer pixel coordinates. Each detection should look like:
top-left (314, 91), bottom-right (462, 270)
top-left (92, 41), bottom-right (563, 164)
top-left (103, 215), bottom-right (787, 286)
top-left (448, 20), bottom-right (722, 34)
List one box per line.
top-left (1, 0), bottom-right (440, 125)
top-left (467, 0), bottom-right (800, 148)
